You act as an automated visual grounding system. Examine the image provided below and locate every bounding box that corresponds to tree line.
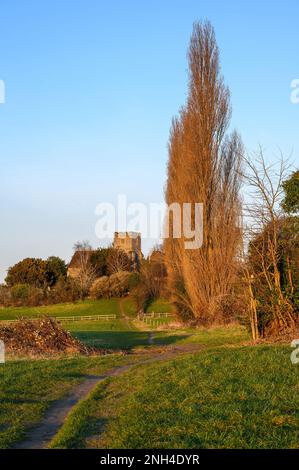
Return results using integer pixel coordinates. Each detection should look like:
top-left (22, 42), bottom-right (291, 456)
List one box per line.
top-left (0, 243), bottom-right (167, 309)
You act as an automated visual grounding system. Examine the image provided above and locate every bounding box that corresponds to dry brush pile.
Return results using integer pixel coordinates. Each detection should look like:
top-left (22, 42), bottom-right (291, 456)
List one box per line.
top-left (0, 317), bottom-right (108, 357)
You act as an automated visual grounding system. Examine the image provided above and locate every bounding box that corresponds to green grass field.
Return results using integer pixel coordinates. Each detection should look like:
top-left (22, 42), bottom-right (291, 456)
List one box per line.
top-left (0, 354), bottom-right (134, 449)
top-left (145, 298), bottom-right (173, 313)
top-left (0, 298), bottom-right (298, 450)
top-left (65, 320), bottom-right (151, 350)
top-left (51, 343), bottom-right (299, 449)
top-left (0, 299), bottom-right (120, 321)
top-left (121, 297), bottom-right (137, 318)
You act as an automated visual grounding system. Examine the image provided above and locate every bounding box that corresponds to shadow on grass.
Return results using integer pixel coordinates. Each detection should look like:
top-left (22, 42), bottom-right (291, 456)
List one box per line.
top-left (73, 331), bottom-right (189, 351)
top-left (154, 334), bottom-right (190, 346)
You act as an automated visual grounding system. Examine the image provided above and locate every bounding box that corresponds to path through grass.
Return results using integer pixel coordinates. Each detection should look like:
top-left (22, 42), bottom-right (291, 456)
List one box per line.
top-left (0, 353), bottom-right (137, 449)
top-left (51, 343), bottom-right (299, 449)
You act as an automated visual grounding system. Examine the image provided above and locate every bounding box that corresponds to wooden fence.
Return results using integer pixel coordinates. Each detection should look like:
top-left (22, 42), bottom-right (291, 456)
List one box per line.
top-left (0, 314), bottom-right (117, 324)
top-left (139, 312), bottom-right (174, 319)
top-left (138, 312), bottom-right (175, 328)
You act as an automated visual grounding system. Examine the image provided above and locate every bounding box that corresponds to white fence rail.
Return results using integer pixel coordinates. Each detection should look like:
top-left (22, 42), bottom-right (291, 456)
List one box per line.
top-left (138, 312), bottom-right (175, 328)
top-left (139, 312), bottom-right (174, 319)
top-left (0, 314), bottom-right (117, 324)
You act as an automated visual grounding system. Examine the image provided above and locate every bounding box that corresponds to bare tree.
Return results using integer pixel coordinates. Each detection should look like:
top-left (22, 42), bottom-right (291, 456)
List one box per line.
top-left (165, 21), bottom-right (243, 324)
top-left (107, 249), bottom-right (131, 274)
top-left (242, 150), bottom-right (296, 337)
top-left (73, 241), bottom-right (96, 299)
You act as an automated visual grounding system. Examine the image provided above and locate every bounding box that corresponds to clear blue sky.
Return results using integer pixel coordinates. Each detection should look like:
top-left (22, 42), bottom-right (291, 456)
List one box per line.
top-left (1, 0), bottom-right (299, 282)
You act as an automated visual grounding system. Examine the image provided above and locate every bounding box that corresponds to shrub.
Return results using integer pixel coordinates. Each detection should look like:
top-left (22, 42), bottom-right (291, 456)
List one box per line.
top-left (89, 276), bottom-right (110, 299)
top-left (10, 284), bottom-right (30, 305)
top-left (89, 271), bottom-right (133, 299)
top-left (0, 285), bottom-right (11, 307)
top-left (6, 256), bottom-right (67, 289)
top-left (27, 286), bottom-right (45, 306)
top-left (128, 272), bottom-right (140, 291)
top-left (45, 256), bottom-right (67, 286)
top-left (109, 271), bottom-right (131, 297)
top-left (6, 259), bottom-right (48, 288)
top-left (90, 248), bottom-right (113, 277)
top-left (48, 278), bottom-right (80, 304)
top-left (10, 283), bottom-right (45, 307)
top-left (130, 259), bottom-right (167, 313)
top-left (4, 278), bottom-right (80, 308)
top-left (131, 283), bottom-right (150, 312)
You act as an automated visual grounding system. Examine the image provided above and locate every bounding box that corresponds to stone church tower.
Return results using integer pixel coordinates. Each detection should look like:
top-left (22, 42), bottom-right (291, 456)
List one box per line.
top-left (113, 232), bottom-right (142, 269)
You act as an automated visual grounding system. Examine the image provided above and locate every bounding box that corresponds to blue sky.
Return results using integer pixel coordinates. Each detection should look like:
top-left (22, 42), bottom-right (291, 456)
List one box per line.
top-left (1, 0), bottom-right (299, 282)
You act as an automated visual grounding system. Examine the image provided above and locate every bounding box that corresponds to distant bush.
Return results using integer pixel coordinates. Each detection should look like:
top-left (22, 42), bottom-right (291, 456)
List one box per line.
top-left (10, 284), bottom-right (30, 303)
top-left (6, 259), bottom-right (47, 288)
top-left (0, 277), bottom-right (81, 308)
top-left (109, 272), bottom-right (131, 297)
top-left (10, 283), bottom-right (45, 307)
top-left (27, 286), bottom-right (45, 306)
top-left (0, 285), bottom-right (11, 307)
top-left (45, 256), bottom-right (68, 286)
top-left (130, 256), bottom-right (167, 312)
top-left (90, 247), bottom-right (133, 277)
top-left (89, 271), bottom-right (134, 299)
top-left (47, 278), bottom-right (81, 304)
top-left (6, 256), bottom-right (67, 288)
top-left (89, 276), bottom-right (110, 299)
top-left (90, 248), bottom-right (113, 277)
top-left (132, 283), bottom-right (150, 312)
top-left (128, 272), bottom-right (140, 291)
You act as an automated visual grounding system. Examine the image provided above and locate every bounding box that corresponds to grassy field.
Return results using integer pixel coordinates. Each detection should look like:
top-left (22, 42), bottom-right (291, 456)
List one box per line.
top-left (0, 320), bottom-right (251, 449)
top-left (0, 299), bottom-right (120, 321)
top-left (0, 297), bottom-right (180, 350)
top-left (66, 320), bottom-right (151, 350)
top-left (121, 297), bottom-right (138, 318)
top-left (51, 343), bottom-right (299, 449)
top-left (0, 353), bottom-right (135, 449)
top-left (145, 298), bottom-right (173, 313)
top-left (164, 324), bottom-right (250, 348)
top-left (1, 297), bottom-right (298, 450)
